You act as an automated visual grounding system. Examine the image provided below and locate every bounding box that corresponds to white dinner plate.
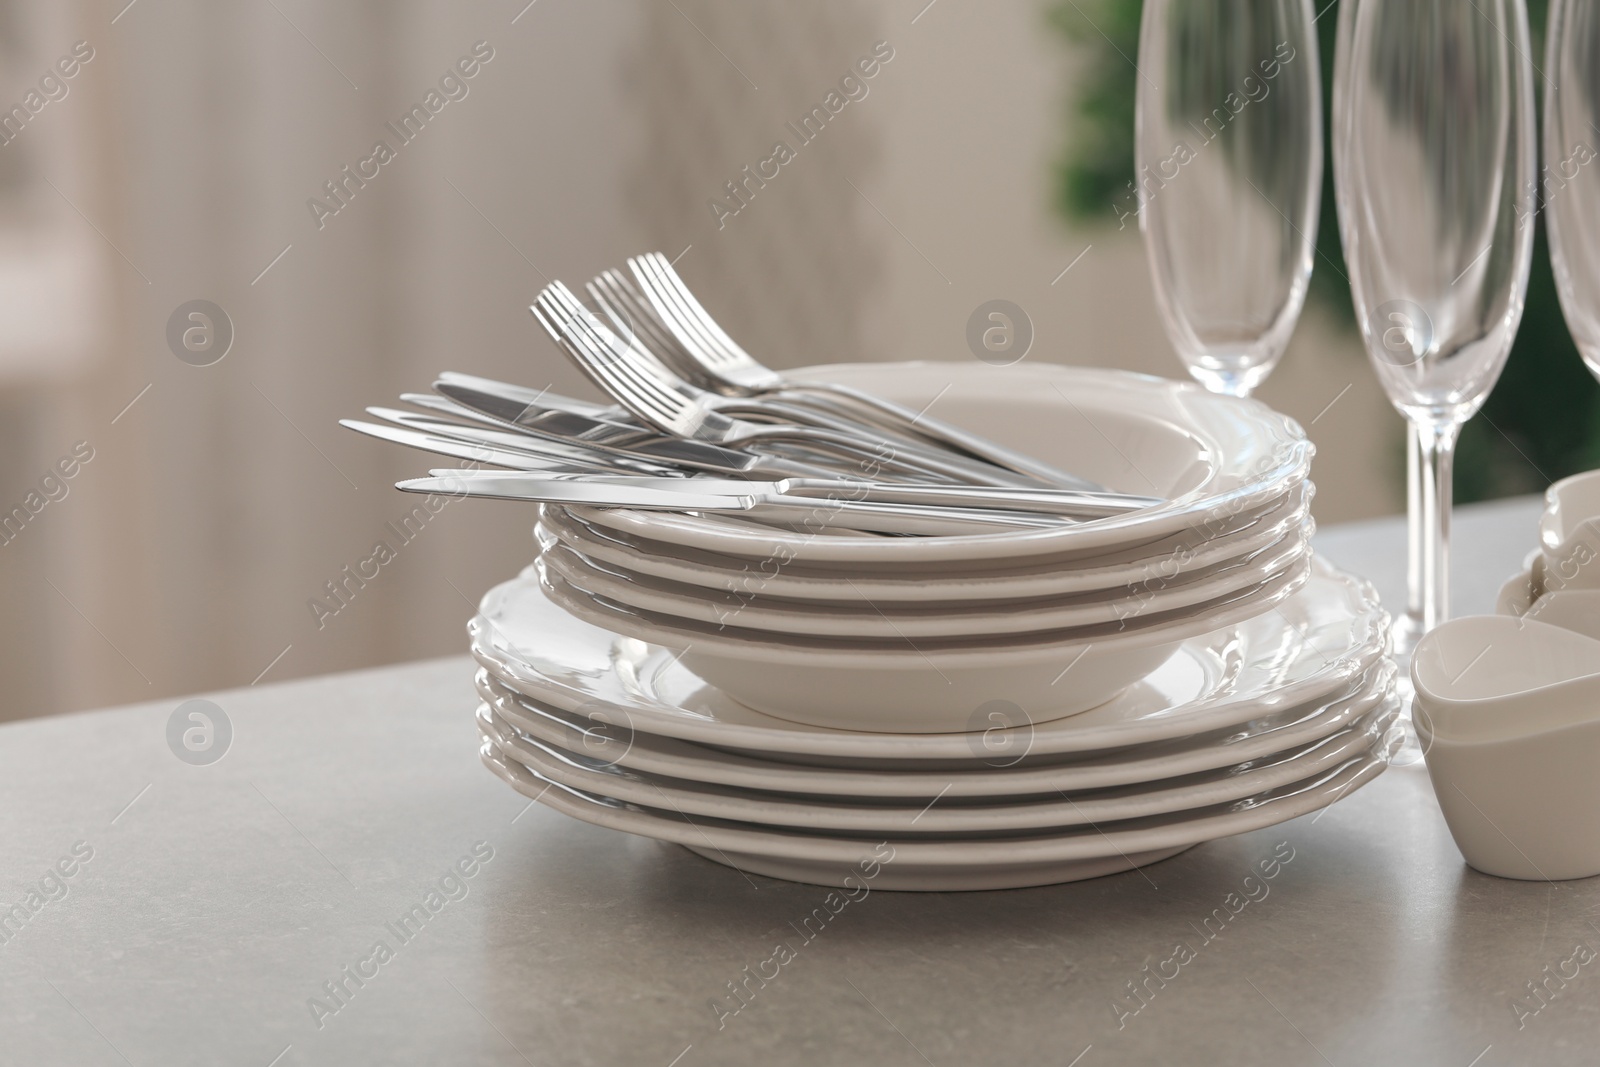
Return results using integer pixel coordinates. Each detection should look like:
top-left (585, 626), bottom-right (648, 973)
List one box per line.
top-left (478, 690), bottom-right (1396, 832)
top-left (561, 362), bottom-right (1312, 566)
top-left (538, 522), bottom-right (1313, 639)
top-left (478, 733), bottom-right (1395, 891)
top-left (470, 559), bottom-right (1390, 761)
top-left (536, 480), bottom-right (1313, 603)
top-left (476, 663), bottom-right (1391, 797)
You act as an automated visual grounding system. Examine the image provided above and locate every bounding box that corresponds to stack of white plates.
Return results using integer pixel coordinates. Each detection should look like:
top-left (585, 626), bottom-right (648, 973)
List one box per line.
top-left (472, 564), bottom-right (1395, 891)
top-left (468, 364), bottom-right (1397, 891)
top-left (536, 362), bottom-right (1317, 732)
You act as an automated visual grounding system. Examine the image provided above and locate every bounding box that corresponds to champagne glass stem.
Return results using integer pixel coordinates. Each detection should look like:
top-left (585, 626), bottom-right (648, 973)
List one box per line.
top-left (1415, 419), bottom-right (1460, 635)
top-left (1389, 421), bottom-right (1458, 770)
top-left (1396, 429), bottom-right (1425, 656)
top-left (1387, 425), bottom-right (1432, 768)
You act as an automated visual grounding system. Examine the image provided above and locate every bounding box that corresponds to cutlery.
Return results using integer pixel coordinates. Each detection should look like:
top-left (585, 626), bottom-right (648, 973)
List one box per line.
top-left (362, 407), bottom-right (678, 473)
top-left (435, 371), bottom-right (616, 420)
top-left (419, 384), bottom-right (846, 479)
top-left (613, 253), bottom-right (1112, 493)
top-left (430, 380), bottom-right (964, 486)
top-left (533, 282), bottom-right (1056, 489)
top-left (404, 467), bottom-right (1154, 519)
top-left (342, 419), bottom-right (688, 476)
top-left (352, 411), bottom-right (1154, 518)
top-left (591, 264), bottom-right (1015, 456)
top-left (398, 471), bottom-right (1066, 536)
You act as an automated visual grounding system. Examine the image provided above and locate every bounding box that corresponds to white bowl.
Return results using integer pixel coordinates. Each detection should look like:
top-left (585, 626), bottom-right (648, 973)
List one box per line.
top-left (537, 522), bottom-right (1312, 639)
top-left (1540, 470), bottom-right (1600, 590)
top-left (1494, 567), bottom-right (1600, 642)
top-left (538, 481), bottom-right (1313, 604)
top-left (470, 560), bottom-right (1389, 761)
top-left (1413, 615), bottom-right (1600, 880)
top-left (536, 551), bottom-right (1313, 733)
top-left (561, 362), bottom-right (1311, 567)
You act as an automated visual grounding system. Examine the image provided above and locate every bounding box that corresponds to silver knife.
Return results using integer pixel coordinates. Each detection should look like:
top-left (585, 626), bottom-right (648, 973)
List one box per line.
top-left (434, 372), bottom-right (619, 421)
top-left (342, 419), bottom-right (688, 476)
top-left (359, 408), bottom-right (678, 474)
top-left (397, 472), bottom-right (1066, 535)
top-left (412, 469), bottom-right (1151, 519)
top-left (428, 383), bottom-right (856, 480)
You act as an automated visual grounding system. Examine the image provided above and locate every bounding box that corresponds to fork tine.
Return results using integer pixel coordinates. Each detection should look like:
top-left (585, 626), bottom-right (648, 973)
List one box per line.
top-left (585, 274), bottom-right (648, 350)
top-left (546, 282), bottom-right (690, 409)
top-left (531, 294), bottom-right (653, 417)
top-left (576, 332), bottom-right (685, 427)
top-left (558, 287), bottom-right (735, 441)
top-left (627, 254), bottom-right (734, 370)
top-left (533, 289), bottom-right (644, 411)
top-left (572, 318), bottom-right (697, 430)
top-left (542, 284), bottom-right (668, 401)
top-left (635, 253), bottom-right (750, 369)
top-left (588, 270), bottom-right (688, 364)
top-left (536, 287), bottom-right (691, 433)
top-left (534, 289), bottom-right (635, 399)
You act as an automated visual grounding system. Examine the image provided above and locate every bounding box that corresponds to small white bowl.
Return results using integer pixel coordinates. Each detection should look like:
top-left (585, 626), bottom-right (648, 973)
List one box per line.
top-left (1540, 470), bottom-right (1600, 591)
top-left (1412, 614), bottom-right (1600, 880)
top-left (1494, 567), bottom-right (1600, 642)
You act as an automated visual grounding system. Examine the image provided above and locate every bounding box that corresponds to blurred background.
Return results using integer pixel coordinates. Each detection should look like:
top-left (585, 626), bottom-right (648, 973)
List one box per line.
top-left (0, 0), bottom-right (1592, 722)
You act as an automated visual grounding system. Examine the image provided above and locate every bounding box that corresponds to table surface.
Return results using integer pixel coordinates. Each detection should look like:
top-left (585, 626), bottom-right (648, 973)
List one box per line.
top-left (7, 495), bottom-right (1597, 1067)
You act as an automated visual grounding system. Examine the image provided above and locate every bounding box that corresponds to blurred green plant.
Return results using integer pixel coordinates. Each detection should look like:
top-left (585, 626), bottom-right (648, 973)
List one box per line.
top-left (1048, 0), bottom-right (1600, 502)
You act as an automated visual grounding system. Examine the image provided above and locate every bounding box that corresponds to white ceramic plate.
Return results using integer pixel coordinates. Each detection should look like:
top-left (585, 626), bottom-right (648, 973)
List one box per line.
top-left (470, 559), bottom-right (1390, 761)
top-left (477, 689), bottom-right (1396, 831)
top-left (537, 480), bottom-right (1313, 603)
top-left (560, 362), bottom-right (1312, 566)
top-left (478, 734), bottom-right (1394, 891)
top-left (537, 552), bottom-right (1313, 730)
top-left (538, 522), bottom-right (1313, 639)
top-left (476, 663), bottom-right (1392, 797)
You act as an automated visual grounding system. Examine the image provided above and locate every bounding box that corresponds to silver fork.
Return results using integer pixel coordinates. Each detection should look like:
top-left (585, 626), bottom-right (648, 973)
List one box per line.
top-left (622, 251), bottom-right (1111, 494)
top-left (396, 391), bottom-right (852, 481)
top-left (533, 283), bottom-right (1033, 487)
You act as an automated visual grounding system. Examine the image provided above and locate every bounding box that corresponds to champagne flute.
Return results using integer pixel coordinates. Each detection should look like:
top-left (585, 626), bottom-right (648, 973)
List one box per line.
top-left (1546, 0), bottom-right (1600, 386)
top-left (1135, 0), bottom-right (1323, 397)
top-left (1333, 0), bottom-right (1536, 654)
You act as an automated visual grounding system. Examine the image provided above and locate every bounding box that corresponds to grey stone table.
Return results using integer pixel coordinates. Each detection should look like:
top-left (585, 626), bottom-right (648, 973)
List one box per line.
top-left (6, 495), bottom-right (1596, 1067)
